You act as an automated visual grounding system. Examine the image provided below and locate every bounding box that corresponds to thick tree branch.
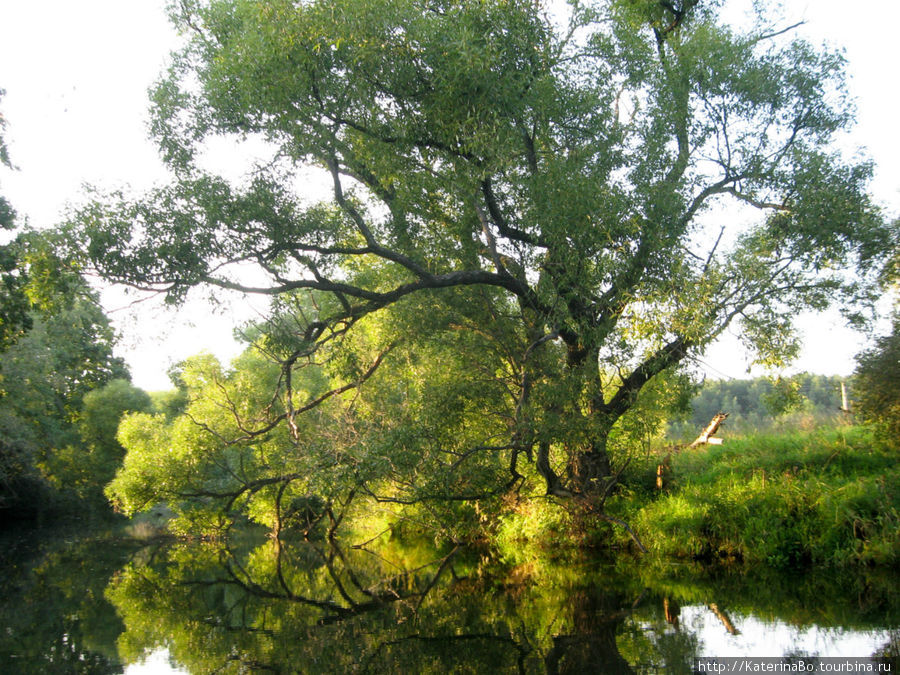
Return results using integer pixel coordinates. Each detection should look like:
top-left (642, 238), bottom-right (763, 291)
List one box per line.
top-left (606, 335), bottom-right (692, 419)
top-left (327, 156), bottom-right (434, 280)
top-left (481, 178), bottom-right (546, 247)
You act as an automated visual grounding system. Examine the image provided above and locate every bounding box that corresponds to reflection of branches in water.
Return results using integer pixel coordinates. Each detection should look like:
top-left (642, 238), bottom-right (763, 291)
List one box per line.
top-left (661, 597), bottom-right (741, 635)
top-left (120, 540), bottom-right (770, 673)
top-left (181, 538), bottom-right (461, 626)
top-left (119, 543), bottom-right (709, 673)
top-left (358, 581), bottom-right (654, 674)
top-left (158, 538), bottom-right (468, 672)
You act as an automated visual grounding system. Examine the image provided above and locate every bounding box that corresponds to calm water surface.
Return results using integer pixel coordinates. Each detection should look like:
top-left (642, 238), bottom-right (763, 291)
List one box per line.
top-left (1, 527), bottom-right (897, 673)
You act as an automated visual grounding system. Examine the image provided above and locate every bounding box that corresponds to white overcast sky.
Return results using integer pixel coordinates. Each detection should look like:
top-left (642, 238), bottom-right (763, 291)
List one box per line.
top-left (0, 0), bottom-right (898, 390)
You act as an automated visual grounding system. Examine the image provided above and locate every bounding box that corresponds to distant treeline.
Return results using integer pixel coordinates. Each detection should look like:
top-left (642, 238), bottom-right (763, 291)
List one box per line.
top-left (669, 373), bottom-right (851, 439)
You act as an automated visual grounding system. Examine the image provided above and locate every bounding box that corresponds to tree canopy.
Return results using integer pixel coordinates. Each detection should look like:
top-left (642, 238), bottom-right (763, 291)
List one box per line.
top-left (72, 0), bottom-right (895, 533)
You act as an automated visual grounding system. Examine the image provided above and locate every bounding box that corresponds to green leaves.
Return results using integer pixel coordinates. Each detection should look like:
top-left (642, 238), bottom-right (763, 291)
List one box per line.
top-left (68, 0), bottom-right (896, 517)
top-left (0, 238), bottom-right (131, 515)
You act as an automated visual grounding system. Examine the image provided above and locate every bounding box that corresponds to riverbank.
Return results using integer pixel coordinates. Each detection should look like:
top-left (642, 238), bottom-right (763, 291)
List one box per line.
top-left (612, 426), bottom-right (899, 568)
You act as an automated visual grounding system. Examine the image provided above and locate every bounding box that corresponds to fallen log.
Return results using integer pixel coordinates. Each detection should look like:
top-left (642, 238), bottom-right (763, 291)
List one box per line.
top-left (657, 412), bottom-right (728, 490)
top-left (688, 412), bottom-right (729, 448)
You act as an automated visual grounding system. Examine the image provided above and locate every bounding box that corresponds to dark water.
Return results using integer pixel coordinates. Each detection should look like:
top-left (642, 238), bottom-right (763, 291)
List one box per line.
top-left (1, 527), bottom-right (897, 673)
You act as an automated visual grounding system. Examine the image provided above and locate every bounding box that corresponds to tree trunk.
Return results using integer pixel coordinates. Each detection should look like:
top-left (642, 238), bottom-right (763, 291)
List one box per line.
top-left (688, 412), bottom-right (729, 448)
top-left (537, 441), bottom-right (572, 497)
top-left (571, 432), bottom-right (613, 495)
top-left (544, 589), bottom-right (636, 674)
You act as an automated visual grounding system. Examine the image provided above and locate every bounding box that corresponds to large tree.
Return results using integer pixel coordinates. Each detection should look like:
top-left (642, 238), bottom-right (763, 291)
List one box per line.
top-left (74, 0), bottom-right (893, 520)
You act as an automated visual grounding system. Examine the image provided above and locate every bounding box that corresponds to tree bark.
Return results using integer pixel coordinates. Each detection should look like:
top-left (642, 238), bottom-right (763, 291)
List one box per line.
top-left (571, 432), bottom-right (613, 495)
top-left (537, 441), bottom-right (572, 497)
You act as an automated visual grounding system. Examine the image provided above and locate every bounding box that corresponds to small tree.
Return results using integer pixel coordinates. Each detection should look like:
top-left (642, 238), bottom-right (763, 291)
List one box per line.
top-left (44, 379), bottom-right (153, 505)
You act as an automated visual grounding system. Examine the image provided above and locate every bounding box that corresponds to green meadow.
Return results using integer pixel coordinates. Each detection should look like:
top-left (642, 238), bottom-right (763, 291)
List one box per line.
top-left (611, 427), bottom-right (899, 568)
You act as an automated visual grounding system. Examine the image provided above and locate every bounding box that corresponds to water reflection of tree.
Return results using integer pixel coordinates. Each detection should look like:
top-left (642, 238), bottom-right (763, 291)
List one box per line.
top-left (212, 537), bottom-right (462, 624)
top-left (109, 536), bottom-right (486, 672)
top-left (104, 539), bottom-right (690, 672)
top-left (103, 540), bottom-right (900, 673)
top-left (544, 588), bottom-right (637, 674)
top-left (637, 563), bottom-right (900, 631)
top-left (4, 531), bottom-right (898, 673)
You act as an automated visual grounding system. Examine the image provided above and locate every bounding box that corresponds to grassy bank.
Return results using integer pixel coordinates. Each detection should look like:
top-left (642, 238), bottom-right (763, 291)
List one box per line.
top-left (612, 426), bottom-right (899, 568)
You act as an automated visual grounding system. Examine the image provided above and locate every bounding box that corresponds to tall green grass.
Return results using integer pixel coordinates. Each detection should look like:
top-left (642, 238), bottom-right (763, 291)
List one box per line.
top-left (613, 426), bottom-right (899, 568)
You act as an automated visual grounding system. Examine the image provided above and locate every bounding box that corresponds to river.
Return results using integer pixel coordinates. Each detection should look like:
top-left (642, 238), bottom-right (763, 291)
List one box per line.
top-left (1, 526), bottom-right (896, 673)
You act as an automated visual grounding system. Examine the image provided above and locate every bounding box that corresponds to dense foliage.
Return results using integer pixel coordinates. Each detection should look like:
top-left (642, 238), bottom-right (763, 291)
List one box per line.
top-left (0, 247), bottom-right (147, 519)
top-left (854, 317), bottom-right (900, 444)
top-left (69, 0), bottom-right (895, 536)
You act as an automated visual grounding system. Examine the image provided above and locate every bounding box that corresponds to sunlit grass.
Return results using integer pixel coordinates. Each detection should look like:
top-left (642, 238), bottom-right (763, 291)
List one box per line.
top-left (613, 426), bottom-right (899, 568)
